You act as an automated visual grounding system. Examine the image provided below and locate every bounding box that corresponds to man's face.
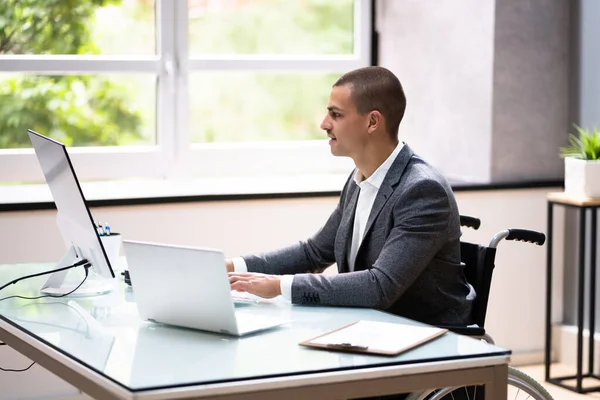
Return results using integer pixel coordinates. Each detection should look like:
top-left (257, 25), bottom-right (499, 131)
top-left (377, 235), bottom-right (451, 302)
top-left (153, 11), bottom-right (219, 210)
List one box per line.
top-left (320, 84), bottom-right (369, 158)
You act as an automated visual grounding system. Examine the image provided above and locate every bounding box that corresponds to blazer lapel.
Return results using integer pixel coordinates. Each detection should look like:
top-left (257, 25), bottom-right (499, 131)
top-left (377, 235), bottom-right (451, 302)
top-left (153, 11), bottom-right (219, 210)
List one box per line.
top-left (337, 181), bottom-right (359, 273)
top-left (361, 144), bottom-right (414, 245)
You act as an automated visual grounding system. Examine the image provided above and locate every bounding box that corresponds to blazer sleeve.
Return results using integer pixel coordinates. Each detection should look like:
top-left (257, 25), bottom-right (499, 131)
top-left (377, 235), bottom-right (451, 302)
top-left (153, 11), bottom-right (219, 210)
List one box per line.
top-left (290, 178), bottom-right (452, 308)
top-left (242, 173), bottom-right (354, 275)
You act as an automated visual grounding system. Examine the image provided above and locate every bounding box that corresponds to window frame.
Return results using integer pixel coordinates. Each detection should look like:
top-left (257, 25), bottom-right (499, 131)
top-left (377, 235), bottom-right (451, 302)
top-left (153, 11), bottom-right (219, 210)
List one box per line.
top-left (0, 0), bottom-right (371, 184)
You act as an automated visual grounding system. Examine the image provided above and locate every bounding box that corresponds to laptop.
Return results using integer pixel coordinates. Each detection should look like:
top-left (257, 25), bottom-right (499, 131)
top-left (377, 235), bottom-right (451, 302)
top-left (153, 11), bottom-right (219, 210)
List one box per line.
top-left (122, 240), bottom-right (288, 336)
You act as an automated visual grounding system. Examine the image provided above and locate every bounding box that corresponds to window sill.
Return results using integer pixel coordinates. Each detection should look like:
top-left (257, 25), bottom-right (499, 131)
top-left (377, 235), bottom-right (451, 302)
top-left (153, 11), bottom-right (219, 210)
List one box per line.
top-left (0, 174), bottom-right (351, 211)
top-left (0, 176), bottom-right (563, 212)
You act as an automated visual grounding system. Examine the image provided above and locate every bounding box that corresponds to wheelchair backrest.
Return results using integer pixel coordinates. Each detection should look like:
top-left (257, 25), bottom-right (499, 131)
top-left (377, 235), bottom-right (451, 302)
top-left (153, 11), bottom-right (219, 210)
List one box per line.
top-left (460, 241), bottom-right (497, 328)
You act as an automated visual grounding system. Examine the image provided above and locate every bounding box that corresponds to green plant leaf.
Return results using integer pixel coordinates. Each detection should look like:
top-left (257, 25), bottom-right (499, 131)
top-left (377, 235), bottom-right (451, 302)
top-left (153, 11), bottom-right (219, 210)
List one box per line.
top-left (560, 124), bottom-right (600, 160)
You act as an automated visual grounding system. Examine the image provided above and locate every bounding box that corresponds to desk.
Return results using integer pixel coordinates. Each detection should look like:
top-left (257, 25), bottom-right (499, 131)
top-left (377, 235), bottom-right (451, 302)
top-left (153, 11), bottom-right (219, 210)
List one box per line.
top-left (0, 262), bottom-right (510, 400)
top-left (545, 192), bottom-right (600, 393)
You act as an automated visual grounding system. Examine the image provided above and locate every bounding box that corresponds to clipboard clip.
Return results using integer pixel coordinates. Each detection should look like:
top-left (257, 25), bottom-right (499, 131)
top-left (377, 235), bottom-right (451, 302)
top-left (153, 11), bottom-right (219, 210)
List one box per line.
top-left (327, 342), bottom-right (369, 350)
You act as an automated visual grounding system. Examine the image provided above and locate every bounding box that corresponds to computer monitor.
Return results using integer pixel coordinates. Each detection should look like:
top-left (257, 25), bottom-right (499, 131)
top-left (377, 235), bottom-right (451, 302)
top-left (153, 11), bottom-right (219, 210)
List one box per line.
top-left (27, 129), bottom-right (116, 296)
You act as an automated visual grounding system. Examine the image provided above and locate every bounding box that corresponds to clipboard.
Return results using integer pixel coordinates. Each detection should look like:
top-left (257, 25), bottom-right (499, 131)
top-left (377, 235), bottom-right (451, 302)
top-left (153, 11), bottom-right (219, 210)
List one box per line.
top-left (299, 320), bottom-right (448, 356)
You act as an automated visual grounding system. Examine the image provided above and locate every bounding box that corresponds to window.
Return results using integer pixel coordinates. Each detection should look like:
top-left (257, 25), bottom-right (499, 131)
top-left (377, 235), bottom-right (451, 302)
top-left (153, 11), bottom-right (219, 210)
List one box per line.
top-left (0, 0), bottom-right (371, 184)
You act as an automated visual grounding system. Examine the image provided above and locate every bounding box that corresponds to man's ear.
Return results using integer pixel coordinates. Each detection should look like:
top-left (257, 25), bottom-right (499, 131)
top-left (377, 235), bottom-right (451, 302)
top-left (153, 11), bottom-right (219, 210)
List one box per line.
top-left (367, 110), bottom-right (383, 134)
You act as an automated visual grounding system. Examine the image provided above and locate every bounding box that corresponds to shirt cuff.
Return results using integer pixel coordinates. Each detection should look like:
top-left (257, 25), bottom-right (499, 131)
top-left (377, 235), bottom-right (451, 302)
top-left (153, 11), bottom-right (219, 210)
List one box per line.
top-left (280, 275), bottom-right (294, 301)
top-left (232, 257), bottom-right (248, 273)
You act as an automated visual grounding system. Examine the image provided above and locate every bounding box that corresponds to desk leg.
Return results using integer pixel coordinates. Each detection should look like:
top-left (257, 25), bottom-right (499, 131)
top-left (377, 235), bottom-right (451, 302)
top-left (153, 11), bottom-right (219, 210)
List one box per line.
top-left (485, 364), bottom-right (508, 400)
top-left (590, 208), bottom-right (597, 377)
top-left (545, 202), bottom-right (554, 381)
top-left (576, 208), bottom-right (587, 392)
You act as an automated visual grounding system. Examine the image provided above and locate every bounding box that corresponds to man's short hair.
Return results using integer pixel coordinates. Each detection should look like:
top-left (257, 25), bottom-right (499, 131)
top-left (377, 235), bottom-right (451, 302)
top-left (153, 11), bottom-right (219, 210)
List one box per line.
top-left (333, 66), bottom-right (406, 138)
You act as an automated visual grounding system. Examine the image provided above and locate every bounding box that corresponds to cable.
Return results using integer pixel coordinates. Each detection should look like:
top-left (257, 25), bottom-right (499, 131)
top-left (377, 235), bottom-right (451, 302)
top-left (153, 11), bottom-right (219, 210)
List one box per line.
top-left (0, 361), bottom-right (36, 372)
top-left (0, 339), bottom-right (34, 372)
top-left (0, 263), bottom-right (90, 303)
top-left (0, 265), bottom-right (90, 373)
top-left (1, 360), bottom-right (35, 372)
top-left (0, 258), bottom-right (88, 294)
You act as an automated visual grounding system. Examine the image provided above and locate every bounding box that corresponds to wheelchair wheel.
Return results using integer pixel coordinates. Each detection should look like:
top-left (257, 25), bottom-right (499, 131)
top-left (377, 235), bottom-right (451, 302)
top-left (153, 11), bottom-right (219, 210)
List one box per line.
top-left (406, 366), bottom-right (554, 400)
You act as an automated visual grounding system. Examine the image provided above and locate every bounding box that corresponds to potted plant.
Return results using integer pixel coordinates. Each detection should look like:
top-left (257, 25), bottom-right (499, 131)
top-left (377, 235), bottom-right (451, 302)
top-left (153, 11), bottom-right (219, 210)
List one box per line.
top-left (560, 124), bottom-right (600, 198)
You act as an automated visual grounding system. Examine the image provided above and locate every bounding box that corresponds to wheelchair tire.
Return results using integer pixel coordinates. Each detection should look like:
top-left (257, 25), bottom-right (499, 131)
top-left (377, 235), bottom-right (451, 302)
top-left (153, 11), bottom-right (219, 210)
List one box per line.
top-left (506, 367), bottom-right (554, 400)
top-left (405, 366), bottom-right (554, 400)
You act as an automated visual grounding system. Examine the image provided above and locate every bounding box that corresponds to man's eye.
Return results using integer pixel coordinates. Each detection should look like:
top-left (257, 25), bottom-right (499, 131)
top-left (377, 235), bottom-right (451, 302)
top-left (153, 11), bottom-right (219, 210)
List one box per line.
top-left (331, 112), bottom-right (340, 119)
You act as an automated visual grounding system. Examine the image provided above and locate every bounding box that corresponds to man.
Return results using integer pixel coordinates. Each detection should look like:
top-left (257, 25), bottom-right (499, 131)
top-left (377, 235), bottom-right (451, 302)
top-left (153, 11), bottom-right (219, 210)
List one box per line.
top-left (227, 66), bottom-right (474, 327)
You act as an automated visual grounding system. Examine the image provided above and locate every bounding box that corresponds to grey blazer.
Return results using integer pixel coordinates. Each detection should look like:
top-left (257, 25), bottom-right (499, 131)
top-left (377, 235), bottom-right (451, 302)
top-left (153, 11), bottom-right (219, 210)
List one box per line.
top-left (243, 144), bottom-right (474, 326)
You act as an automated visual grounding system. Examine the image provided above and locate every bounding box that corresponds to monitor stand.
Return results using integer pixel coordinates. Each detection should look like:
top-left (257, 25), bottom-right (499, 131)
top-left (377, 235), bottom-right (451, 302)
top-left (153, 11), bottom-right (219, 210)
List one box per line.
top-left (41, 245), bottom-right (114, 297)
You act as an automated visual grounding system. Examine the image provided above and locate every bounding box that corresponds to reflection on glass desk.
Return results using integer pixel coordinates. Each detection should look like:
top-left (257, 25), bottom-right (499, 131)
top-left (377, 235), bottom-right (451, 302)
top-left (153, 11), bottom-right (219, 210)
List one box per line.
top-left (0, 262), bottom-right (512, 399)
top-left (0, 299), bottom-right (115, 374)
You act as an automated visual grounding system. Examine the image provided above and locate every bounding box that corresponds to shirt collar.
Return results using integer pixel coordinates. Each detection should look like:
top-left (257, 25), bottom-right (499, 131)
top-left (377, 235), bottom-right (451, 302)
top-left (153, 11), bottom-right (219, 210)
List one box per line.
top-left (353, 142), bottom-right (404, 189)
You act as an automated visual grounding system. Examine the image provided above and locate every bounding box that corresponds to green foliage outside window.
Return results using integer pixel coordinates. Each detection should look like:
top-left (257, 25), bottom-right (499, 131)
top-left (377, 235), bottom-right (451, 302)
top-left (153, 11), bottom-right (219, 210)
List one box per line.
top-left (0, 75), bottom-right (144, 148)
top-left (187, 0), bottom-right (354, 143)
top-left (0, 0), bottom-right (145, 148)
top-left (0, 0), bottom-right (355, 149)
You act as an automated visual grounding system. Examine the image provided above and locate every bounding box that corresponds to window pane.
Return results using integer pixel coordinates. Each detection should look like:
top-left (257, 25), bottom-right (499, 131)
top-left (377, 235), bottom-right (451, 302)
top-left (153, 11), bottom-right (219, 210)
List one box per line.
top-left (1, 0), bottom-right (155, 55)
top-left (0, 74), bottom-right (156, 148)
top-left (188, 0), bottom-right (354, 55)
top-left (189, 72), bottom-right (338, 142)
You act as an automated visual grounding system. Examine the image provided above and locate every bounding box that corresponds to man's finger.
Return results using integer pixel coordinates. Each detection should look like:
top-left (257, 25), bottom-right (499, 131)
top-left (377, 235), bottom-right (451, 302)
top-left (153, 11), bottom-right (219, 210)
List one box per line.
top-left (231, 281), bottom-right (249, 291)
top-left (228, 272), bottom-right (254, 278)
top-left (229, 275), bottom-right (256, 283)
top-left (232, 281), bottom-right (263, 297)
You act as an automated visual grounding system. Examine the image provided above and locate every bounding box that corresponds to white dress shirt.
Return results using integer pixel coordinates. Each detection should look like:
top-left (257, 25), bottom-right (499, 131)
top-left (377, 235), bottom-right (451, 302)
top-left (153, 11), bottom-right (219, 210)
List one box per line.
top-left (233, 142), bottom-right (404, 301)
top-left (348, 142), bottom-right (403, 271)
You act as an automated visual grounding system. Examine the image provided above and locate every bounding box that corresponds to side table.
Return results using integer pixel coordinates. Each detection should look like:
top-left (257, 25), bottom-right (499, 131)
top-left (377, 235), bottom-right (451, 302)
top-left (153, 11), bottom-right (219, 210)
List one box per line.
top-left (545, 192), bottom-right (600, 393)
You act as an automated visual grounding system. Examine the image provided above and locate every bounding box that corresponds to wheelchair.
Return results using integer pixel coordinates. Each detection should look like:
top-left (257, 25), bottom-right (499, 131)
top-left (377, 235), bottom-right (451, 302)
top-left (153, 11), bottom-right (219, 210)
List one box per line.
top-left (406, 215), bottom-right (553, 400)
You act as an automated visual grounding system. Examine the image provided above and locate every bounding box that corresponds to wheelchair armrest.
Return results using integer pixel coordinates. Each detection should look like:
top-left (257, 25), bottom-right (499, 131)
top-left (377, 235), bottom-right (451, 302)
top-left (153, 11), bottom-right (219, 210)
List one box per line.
top-left (438, 325), bottom-right (486, 336)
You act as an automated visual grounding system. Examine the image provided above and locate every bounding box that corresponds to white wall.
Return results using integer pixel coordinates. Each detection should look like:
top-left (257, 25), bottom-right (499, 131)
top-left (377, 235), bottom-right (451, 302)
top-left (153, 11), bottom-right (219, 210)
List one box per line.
top-left (377, 0), bottom-right (569, 183)
top-left (0, 197), bottom-right (338, 265)
top-left (377, 0), bottom-right (496, 182)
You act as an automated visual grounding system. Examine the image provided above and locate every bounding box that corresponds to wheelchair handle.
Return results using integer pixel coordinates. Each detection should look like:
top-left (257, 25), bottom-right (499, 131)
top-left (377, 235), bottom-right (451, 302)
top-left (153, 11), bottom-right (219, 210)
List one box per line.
top-left (489, 229), bottom-right (546, 247)
top-left (506, 229), bottom-right (546, 246)
top-left (459, 215), bottom-right (481, 230)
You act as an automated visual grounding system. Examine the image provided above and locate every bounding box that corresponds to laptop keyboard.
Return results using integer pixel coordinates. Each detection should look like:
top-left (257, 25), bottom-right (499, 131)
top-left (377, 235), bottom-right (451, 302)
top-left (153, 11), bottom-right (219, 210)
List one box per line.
top-left (231, 291), bottom-right (261, 304)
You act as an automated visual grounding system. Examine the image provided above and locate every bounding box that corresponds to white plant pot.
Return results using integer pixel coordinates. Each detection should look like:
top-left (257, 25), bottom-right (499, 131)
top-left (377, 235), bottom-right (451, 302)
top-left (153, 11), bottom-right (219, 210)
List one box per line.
top-left (564, 157), bottom-right (600, 198)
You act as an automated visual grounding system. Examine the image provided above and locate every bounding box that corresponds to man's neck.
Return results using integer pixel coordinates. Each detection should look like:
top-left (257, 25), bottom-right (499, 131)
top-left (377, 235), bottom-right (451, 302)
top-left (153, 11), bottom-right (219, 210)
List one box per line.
top-left (354, 139), bottom-right (399, 180)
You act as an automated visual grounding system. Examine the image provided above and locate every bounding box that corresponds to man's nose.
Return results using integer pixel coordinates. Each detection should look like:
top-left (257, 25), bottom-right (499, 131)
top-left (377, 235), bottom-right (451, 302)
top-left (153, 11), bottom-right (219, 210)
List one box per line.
top-left (320, 116), bottom-right (331, 131)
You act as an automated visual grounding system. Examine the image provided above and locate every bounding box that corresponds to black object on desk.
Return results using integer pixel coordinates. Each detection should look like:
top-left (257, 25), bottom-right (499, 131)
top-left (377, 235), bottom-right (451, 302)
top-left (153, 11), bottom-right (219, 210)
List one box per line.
top-left (122, 270), bottom-right (132, 286)
top-left (545, 192), bottom-right (600, 393)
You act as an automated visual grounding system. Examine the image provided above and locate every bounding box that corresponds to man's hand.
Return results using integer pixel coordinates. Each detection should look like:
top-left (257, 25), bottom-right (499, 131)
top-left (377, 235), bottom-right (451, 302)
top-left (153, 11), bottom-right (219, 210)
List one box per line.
top-left (228, 272), bottom-right (282, 299)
